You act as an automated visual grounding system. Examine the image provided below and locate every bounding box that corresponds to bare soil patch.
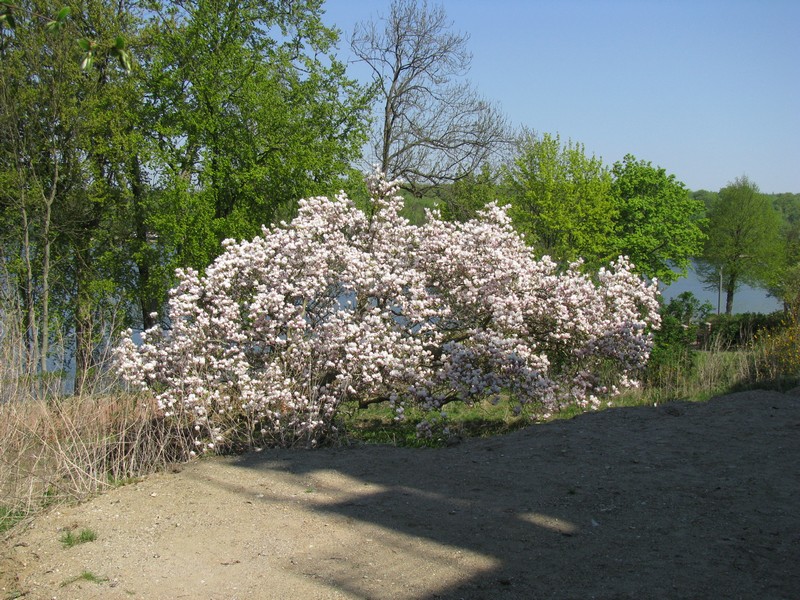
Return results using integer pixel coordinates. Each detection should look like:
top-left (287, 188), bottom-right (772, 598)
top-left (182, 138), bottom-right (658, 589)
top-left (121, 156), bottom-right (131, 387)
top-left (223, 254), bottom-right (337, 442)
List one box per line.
top-left (2, 390), bottom-right (799, 599)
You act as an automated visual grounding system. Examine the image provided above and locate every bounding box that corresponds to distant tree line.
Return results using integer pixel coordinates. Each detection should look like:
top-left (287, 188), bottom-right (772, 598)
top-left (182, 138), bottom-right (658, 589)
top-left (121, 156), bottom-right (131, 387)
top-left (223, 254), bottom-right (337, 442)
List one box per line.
top-left (437, 132), bottom-right (708, 285)
top-left (436, 149), bottom-right (799, 316)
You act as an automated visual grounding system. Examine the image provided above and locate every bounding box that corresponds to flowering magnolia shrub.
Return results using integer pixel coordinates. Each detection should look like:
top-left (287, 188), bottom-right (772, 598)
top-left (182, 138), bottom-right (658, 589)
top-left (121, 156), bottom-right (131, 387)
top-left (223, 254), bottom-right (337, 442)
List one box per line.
top-left (116, 171), bottom-right (660, 451)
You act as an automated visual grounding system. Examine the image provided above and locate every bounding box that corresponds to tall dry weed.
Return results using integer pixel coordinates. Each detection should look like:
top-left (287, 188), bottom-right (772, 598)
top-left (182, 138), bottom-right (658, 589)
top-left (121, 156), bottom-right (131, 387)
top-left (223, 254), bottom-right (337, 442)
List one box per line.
top-left (0, 301), bottom-right (191, 532)
top-left (0, 391), bottom-right (193, 529)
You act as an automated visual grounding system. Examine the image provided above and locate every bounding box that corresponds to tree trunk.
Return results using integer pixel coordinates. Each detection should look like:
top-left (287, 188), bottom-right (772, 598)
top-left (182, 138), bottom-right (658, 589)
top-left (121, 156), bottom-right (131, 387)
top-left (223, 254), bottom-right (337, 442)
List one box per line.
top-left (725, 276), bottom-right (736, 315)
top-left (73, 249), bottom-right (94, 397)
top-left (39, 158), bottom-right (57, 374)
top-left (20, 203), bottom-right (39, 375)
top-left (130, 155), bottom-right (159, 330)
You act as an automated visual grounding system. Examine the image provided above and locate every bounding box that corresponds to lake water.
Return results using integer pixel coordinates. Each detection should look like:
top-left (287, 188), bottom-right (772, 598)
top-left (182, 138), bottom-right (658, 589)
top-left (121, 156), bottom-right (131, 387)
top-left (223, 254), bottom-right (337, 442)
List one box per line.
top-left (661, 262), bottom-right (782, 315)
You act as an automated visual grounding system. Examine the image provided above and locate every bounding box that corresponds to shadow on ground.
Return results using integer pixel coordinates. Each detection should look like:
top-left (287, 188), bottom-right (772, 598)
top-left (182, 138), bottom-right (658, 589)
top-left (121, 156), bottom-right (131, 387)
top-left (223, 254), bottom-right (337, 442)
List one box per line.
top-left (204, 391), bottom-right (800, 599)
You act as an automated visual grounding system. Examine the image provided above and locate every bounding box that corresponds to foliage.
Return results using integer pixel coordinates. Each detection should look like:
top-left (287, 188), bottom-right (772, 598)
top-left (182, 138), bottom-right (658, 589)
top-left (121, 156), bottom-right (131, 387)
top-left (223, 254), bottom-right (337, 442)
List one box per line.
top-left (645, 292), bottom-right (712, 388)
top-left (0, 0), bottom-right (372, 389)
top-left (340, 396), bottom-right (535, 447)
top-left (439, 164), bottom-right (504, 223)
top-left (0, 505), bottom-right (25, 533)
top-left (351, 0), bottom-right (509, 194)
top-left (0, 0), bottom-right (139, 391)
top-left (504, 132), bottom-right (615, 267)
top-left (706, 311), bottom-right (785, 349)
top-left (766, 192), bottom-right (800, 315)
top-left (60, 571), bottom-right (108, 587)
top-left (698, 176), bottom-right (783, 314)
top-left (691, 189), bottom-right (718, 210)
top-left (125, 0), bottom-right (372, 328)
top-left (116, 170), bottom-right (661, 451)
top-left (399, 193), bottom-right (439, 226)
top-left (609, 154), bottom-right (707, 283)
top-left (0, 1), bottom-right (132, 72)
top-left (501, 138), bottom-right (705, 281)
top-left (663, 291), bottom-right (714, 328)
top-left (752, 316), bottom-right (800, 383)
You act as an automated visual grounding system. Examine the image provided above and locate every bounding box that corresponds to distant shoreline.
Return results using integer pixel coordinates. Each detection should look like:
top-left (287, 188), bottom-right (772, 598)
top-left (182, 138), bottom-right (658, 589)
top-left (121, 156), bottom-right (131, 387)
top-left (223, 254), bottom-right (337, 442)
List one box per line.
top-left (661, 261), bottom-right (782, 314)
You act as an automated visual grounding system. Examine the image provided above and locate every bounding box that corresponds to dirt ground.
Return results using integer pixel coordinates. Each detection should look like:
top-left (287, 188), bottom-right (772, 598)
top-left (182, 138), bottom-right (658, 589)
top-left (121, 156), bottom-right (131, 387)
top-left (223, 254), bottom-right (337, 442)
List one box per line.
top-left (2, 389), bottom-right (799, 600)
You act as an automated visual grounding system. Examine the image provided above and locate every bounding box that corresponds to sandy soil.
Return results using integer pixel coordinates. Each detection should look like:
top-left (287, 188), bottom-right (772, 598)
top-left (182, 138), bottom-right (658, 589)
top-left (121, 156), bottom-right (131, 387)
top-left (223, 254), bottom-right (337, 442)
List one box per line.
top-left (2, 389), bottom-right (799, 600)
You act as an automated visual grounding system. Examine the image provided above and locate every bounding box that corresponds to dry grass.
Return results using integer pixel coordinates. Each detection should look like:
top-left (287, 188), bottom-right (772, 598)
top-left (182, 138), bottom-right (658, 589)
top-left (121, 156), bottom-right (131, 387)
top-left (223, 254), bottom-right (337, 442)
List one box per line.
top-left (0, 391), bottom-right (192, 531)
top-left (0, 302), bottom-right (192, 534)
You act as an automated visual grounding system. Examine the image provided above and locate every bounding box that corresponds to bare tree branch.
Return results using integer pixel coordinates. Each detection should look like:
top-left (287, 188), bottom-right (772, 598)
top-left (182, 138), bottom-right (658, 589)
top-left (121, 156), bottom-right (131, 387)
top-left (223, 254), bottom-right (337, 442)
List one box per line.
top-left (351, 0), bottom-right (510, 195)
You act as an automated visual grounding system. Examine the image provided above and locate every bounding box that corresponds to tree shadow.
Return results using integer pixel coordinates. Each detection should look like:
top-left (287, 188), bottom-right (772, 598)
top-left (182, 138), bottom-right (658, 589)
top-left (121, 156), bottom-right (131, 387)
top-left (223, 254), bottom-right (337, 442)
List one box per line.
top-left (203, 392), bottom-right (799, 599)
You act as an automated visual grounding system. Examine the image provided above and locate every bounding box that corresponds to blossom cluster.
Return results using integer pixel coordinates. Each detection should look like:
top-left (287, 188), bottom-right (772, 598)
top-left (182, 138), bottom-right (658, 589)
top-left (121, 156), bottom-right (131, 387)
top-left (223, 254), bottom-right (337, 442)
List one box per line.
top-left (115, 170), bottom-right (660, 450)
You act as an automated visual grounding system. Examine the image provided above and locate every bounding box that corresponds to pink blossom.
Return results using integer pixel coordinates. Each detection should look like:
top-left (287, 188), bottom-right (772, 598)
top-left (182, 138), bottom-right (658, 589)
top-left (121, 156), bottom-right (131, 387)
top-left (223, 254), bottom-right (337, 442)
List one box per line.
top-left (115, 168), bottom-right (660, 450)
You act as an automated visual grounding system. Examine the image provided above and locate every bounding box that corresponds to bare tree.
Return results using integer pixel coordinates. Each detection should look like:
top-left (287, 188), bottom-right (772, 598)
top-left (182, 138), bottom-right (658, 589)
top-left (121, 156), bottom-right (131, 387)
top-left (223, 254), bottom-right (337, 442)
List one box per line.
top-left (351, 0), bottom-right (509, 195)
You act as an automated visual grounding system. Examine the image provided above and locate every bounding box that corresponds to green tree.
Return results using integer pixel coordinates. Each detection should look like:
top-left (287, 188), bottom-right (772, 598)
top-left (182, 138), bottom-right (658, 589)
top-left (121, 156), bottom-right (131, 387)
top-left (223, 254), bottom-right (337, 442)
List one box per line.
top-left (1, 0), bottom-right (372, 393)
top-left (0, 0), bottom-right (137, 391)
top-left (438, 164), bottom-right (504, 222)
top-left (503, 132), bottom-right (615, 266)
top-left (0, 1), bottom-right (132, 72)
top-left (699, 176), bottom-right (783, 314)
top-left (0, 4), bottom-right (67, 376)
top-left (766, 193), bottom-right (800, 315)
top-left (609, 155), bottom-right (706, 284)
top-left (121, 0), bottom-right (371, 328)
top-left (691, 189), bottom-right (718, 210)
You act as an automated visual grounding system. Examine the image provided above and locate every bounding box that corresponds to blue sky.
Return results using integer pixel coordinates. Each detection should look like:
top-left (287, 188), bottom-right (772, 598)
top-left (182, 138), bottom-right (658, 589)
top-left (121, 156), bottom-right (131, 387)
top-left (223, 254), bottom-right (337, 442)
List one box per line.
top-left (321, 0), bottom-right (799, 194)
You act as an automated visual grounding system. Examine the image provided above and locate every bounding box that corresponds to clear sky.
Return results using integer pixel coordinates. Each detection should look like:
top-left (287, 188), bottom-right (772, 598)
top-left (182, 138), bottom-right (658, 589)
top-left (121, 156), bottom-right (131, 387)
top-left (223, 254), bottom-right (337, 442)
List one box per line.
top-left (321, 0), bottom-right (799, 194)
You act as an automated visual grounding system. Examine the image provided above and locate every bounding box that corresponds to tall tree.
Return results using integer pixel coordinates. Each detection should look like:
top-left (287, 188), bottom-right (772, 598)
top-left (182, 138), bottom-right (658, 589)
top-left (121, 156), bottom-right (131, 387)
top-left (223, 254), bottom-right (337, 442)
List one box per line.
top-left (1, 0), bottom-right (372, 393)
top-left (503, 132), bottom-right (616, 266)
top-left (121, 0), bottom-right (371, 328)
top-left (0, 0), bottom-right (140, 392)
top-left (699, 176), bottom-right (783, 314)
top-left (766, 193), bottom-right (800, 315)
top-left (351, 0), bottom-right (508, 195)
top-left (609, 155), bottom-right (706, 284)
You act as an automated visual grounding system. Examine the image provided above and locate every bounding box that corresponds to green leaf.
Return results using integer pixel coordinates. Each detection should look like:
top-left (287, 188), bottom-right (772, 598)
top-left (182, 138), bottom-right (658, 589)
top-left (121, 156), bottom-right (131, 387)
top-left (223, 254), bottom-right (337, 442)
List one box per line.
top-left (111, 46), bottom-right (133, 73)
top-left (46, 20), bottom-right (61, 32)
top-left (80, 53), bottom-right (94, 71)
top-left (114, 35), bottom-right (125, 50)
top-left (56, 6), bottom-right (71, 22)
top-left (77, 37), bottom-right (91, 52)
top-left (118, 49), bottom-right (133, 73)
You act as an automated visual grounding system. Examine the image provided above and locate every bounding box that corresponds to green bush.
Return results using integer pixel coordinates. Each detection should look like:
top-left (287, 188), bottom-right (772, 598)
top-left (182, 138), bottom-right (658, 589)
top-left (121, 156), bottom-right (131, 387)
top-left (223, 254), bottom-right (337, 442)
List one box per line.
top-left (706, 311), bottom-right (785, 348)
top-left (645, 293), bottom-right (711, 388)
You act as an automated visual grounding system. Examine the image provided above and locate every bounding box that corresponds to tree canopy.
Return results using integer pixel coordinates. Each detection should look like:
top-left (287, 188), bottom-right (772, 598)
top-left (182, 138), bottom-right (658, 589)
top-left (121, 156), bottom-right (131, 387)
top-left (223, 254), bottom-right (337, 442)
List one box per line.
top-left (0, 0), bottom-right (371, 385)
top-left (764, 193), bottom-right (800, 315)
top-left (699, 176), bottom-right (783, 314)
top-left (500, 137), bottom-right (706, 283)
top-left (504, 132), bottom-right (615, 267)
top-left (609, 155), bottom-right (707, 284)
